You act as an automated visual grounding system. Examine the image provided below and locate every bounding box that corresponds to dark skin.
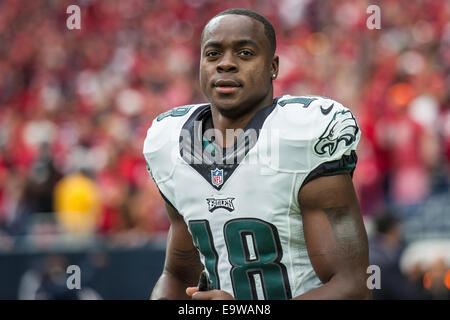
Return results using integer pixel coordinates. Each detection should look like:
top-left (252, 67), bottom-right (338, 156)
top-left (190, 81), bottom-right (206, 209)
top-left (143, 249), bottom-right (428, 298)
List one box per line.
top-left (150, 14), bottom-right (371, 300)
top-left (150, 202), bottom-right (204, 300)
top-left (199, 14), bottom-right (279, 147)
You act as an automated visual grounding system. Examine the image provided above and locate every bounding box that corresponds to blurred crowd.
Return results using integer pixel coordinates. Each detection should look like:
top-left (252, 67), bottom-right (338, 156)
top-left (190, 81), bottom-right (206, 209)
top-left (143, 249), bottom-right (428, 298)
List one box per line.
top-left (0, 0), bottom-right (449, 298)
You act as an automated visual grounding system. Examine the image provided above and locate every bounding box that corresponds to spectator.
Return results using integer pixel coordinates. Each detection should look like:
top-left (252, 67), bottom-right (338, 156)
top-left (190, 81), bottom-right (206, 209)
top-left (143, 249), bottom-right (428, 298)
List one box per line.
top-left (53, 171), bottom-right (100, 235)
top-left (369, 211), bottom-right (429, 299)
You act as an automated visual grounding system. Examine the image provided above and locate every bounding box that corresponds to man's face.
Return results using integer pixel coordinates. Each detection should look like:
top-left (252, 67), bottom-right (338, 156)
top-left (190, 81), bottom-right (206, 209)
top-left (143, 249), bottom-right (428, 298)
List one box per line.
top-left (199, 14), bottom-right (278, 118)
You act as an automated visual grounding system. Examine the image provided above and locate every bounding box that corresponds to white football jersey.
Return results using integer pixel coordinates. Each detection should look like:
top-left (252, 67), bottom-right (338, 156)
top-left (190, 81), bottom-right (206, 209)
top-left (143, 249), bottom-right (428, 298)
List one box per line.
top-left (143, 95), bottom-right (361, 300)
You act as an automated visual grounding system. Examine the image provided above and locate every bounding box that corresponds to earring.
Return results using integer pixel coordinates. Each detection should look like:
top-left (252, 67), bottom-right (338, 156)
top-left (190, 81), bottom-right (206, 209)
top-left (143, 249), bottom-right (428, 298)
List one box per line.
top-left (272, 74), bottom-right (276, 79)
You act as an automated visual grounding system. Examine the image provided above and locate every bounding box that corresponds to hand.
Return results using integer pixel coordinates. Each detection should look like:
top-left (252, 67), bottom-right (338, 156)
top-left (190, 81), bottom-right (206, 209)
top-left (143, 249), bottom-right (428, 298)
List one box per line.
top-left (186, 287), bottom-right (235, 300)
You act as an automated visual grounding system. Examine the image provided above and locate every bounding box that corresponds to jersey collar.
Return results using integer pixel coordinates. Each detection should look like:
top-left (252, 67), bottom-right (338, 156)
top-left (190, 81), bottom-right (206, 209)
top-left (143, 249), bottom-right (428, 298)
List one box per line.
top-left (179, 98), bottom-right (279, 190)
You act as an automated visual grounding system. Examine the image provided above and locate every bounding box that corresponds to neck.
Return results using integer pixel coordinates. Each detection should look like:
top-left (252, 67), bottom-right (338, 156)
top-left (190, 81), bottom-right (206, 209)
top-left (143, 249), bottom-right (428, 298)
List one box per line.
top-left (210, 91), bottom-right (274, 148)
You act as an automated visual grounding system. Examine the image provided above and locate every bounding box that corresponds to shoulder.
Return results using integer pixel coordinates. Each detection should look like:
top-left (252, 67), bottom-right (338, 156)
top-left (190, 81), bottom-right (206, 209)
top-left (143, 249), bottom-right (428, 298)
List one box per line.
top-left (267, 95), bottom-right (361, 172)
top-left (143, 103), bottom-right (207, 181)
top-left (275, 95), bottom-right (356, 132)
top-left (274, 94), bottom-right (360, 153)
top-left (143, 104), bottom-right (206, 153)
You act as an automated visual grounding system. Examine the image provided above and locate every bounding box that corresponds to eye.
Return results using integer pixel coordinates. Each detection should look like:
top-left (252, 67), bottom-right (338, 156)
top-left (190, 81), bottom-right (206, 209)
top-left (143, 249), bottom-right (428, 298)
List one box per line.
top-left (238, 50), bottom-right (254, 56)
top-left (205, 51), bottom-right (220, 57)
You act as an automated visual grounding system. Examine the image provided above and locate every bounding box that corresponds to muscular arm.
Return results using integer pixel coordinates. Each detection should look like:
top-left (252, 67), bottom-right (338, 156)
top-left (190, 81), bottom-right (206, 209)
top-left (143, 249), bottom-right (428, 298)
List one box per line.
top-left (150, 203), bottom-right (204, 300)
top-left (295, 173), bottom-right (371, 300)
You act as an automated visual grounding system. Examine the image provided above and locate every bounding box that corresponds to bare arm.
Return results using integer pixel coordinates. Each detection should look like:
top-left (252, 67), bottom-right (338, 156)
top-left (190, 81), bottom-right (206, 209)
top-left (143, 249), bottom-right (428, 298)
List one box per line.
top-left (294, 173), bottom-right (371, 300)
top-left (150, 203), bottom-right (204, 300)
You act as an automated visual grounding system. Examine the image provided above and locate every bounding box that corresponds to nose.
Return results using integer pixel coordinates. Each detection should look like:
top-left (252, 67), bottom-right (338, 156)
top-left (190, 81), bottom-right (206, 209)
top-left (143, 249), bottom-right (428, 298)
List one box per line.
top-left (216, 51), bottom-right (238, 73)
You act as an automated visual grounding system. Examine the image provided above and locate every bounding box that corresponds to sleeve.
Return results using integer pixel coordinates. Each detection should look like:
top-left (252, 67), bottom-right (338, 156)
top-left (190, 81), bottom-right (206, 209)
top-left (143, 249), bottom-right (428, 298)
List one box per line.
top-left (299, 99), bottom-right (360, 189)
top-left (274, 96), bottom-right (361, 189)
top-left (300, 148), bottom-right (358, 188)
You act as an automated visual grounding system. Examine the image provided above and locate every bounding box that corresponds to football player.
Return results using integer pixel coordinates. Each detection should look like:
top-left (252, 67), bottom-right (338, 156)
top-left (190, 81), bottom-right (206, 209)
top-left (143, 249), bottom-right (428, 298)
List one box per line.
top-left (144, 8), bottom-right (371, 300)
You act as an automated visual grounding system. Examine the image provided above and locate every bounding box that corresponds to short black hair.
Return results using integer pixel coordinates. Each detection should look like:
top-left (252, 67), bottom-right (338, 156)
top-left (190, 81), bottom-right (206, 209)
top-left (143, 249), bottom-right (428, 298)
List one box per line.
top-left (201, 8), bottom-right (277, 56)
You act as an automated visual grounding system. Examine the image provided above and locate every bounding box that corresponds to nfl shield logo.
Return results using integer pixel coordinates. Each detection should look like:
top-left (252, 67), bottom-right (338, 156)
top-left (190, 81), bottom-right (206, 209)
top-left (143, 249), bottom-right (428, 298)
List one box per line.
top-left (211, 168), bottom-right (224, 187)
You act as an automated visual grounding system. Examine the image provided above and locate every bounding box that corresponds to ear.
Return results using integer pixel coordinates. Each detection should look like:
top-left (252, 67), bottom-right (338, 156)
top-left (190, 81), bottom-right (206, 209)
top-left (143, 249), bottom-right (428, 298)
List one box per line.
top-left (271, 55), bottom-right (279, 79)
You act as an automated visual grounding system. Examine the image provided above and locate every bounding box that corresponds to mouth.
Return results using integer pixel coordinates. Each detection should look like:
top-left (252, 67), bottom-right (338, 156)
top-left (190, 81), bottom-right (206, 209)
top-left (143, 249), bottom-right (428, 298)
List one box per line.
top-left (213, 79), bottom-right (242, 94)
